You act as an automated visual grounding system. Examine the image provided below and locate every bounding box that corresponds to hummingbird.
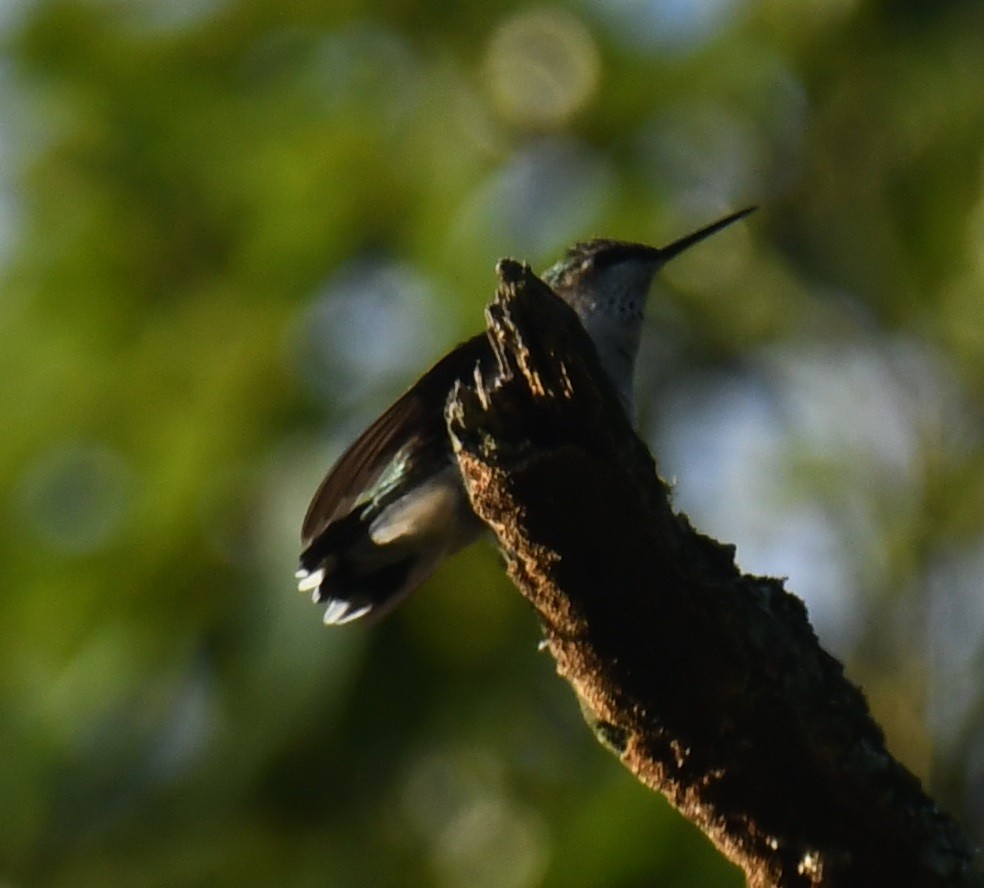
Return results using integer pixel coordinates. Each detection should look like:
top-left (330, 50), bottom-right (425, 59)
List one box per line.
top-left (296, 207), bottom-right (754, 625)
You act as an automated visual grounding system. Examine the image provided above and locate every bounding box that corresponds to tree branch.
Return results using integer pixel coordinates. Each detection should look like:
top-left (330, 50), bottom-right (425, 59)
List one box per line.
top-left (444, 259), bottom-right (979, 888)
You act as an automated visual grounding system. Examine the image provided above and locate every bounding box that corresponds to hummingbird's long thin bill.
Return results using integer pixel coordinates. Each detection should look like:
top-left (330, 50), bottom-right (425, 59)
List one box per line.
top-left (657, 206), bottom-right (756, 263)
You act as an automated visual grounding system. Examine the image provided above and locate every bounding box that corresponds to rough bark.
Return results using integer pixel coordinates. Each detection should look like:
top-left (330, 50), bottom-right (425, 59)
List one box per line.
top-left (444, 259), bottom-right (980, 888)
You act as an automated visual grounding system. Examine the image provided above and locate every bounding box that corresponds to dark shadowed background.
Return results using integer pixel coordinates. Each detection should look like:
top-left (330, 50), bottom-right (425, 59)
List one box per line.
top-left (2, 1), bottom-right (983, 886)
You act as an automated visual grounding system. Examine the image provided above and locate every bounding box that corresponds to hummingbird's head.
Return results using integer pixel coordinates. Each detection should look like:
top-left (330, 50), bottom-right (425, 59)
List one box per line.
top-left (543, 207), bottom-right (756, 321)
top-left (543, 239), bottom-right (663, 321)
top-left (540, 207), bottom-right (755, 412)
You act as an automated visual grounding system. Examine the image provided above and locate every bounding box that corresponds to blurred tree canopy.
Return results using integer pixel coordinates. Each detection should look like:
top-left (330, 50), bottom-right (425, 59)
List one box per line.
top-left (1, 0), bottom-right (982, 886)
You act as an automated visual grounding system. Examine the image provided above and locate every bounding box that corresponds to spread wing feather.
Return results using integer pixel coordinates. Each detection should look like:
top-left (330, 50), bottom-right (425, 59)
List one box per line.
top-left (301, 333), bottom-right (489, 546)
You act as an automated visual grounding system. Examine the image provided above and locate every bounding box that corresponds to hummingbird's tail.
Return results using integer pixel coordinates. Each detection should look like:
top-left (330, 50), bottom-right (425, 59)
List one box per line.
top-left (296, 509), bottom-right (414, 624)
top-left (296, 467), bottom-right (484, 624)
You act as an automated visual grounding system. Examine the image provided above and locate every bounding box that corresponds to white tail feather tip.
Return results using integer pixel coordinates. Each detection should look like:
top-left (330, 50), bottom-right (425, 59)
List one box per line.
top-left (323, 599), bottom-right (372, 625)
top-left (297, 567), bottom-right (325, 592)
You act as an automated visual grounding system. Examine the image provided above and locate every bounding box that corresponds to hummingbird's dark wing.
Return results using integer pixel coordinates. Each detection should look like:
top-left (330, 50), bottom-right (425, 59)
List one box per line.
top-left (300, 332), bottom-right (489, 546)
top-left (297, 332), bottom-right (491, 624)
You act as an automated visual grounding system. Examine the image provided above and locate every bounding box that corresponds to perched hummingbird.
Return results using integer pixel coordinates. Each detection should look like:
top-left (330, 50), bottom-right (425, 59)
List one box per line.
top-left (296, 207), bottom-right (754, 624)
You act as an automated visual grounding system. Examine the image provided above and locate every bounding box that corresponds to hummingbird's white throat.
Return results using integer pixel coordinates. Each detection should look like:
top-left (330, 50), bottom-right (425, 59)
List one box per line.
top-left (554, 256), bottom-right (663, 415)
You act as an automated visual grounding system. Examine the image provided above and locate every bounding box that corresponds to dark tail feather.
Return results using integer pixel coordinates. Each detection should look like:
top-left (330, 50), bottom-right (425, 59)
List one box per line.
top-left (296, 509), bottom-right (420, 625)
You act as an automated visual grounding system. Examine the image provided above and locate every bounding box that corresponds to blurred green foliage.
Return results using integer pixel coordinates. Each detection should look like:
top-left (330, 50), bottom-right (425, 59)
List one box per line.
top-left (1, 0), bottom-right (983, 885)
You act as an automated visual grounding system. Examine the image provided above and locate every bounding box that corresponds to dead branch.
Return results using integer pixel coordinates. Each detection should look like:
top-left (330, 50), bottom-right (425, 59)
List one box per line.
top-left (444, 259), bottom-right (979, 888)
